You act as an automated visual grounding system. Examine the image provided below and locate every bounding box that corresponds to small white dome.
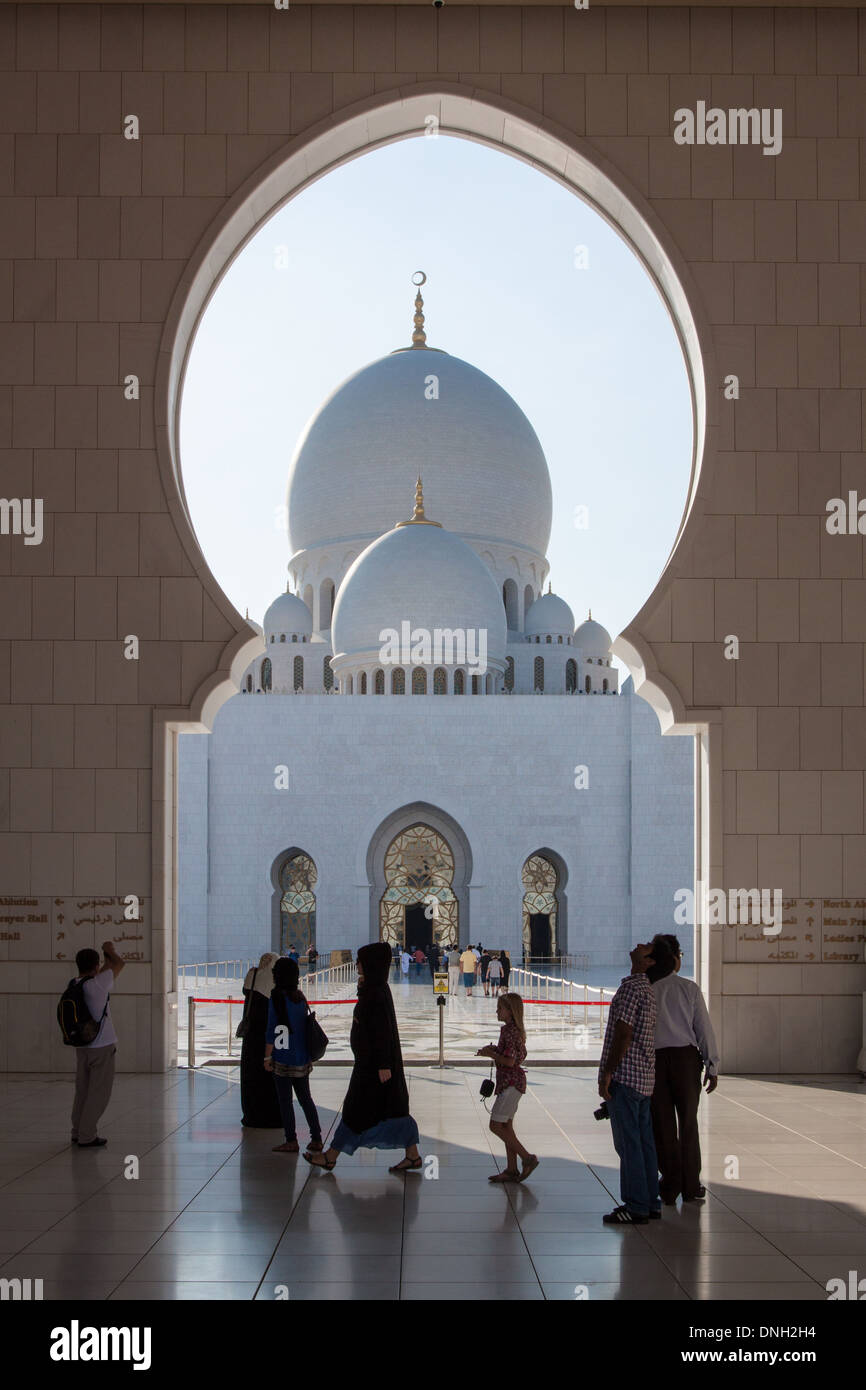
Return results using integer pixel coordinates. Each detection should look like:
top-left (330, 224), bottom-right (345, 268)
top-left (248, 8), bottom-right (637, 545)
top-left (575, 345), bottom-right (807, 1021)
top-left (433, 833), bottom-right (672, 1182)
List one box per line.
top-left (525, 591), bottom-right (575, 638)
top-left (331, 514), bottom-right (507, 671)
top-left (263, 590), bottom-right (313, 637)
top-left (575, 616), bottom-right (612, 658)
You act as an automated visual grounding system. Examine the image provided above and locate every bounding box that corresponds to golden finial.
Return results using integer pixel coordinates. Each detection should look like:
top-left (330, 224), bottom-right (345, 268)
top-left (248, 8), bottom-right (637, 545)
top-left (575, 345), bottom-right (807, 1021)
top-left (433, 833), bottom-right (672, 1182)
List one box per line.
top-left (245, 606), bottom-right (249, 619)
top-left (588, 608), bottom-right (592, 620)
top-left (395, 475), bottom-right (441, 528)
top-left (411, 271), bottom-right (427, 348)
top-left (548, 582), bottom-right (552, 595)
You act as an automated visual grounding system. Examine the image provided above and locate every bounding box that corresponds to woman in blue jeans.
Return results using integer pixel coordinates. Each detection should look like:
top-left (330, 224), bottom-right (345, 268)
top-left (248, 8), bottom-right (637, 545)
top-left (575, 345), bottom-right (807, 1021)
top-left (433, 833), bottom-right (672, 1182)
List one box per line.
top-left (263, 957), bottom-right (323, 1154)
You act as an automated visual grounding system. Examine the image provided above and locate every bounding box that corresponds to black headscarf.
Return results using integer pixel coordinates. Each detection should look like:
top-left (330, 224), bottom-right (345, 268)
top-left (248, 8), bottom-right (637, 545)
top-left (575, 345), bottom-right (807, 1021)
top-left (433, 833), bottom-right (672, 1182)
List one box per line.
top-left (272, 955), bottom-right (304, 1027)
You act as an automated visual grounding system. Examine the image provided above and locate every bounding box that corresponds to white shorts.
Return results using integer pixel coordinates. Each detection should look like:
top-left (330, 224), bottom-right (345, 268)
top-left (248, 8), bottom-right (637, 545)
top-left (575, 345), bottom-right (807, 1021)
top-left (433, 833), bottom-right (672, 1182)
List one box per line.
top-left (490, 1086), bottom-right (522, 1123)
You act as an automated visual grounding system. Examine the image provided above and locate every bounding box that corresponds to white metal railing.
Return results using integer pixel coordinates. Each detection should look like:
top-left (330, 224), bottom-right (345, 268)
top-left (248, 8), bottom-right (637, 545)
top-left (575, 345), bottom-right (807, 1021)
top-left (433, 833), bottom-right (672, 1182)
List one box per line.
top-left (509, 966), bottom-right (614, 1039)
top-left (183, 959), bottom-right (356, 1067)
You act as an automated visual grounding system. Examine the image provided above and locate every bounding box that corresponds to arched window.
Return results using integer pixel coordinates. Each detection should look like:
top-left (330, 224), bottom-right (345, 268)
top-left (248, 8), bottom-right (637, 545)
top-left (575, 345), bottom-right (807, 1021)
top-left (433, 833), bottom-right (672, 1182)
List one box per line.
top-left (391, 667), bottom-right (405, 694)
top-left (524, 584), bottom-right (534, 620)
top-left (603, 678), bottom-right (609, 693)
top-left (585, 674), bottom-right (591, 693)
top-left (280, 633), bottom-right (286, 642)
top-left (347, 674), bottom-right (353, 694)
top-left (566, 659), bottom-right (577, 693)
top-left (557, 635), bottom-right (562, 644)
top-left (471, 674), bottom-right (480, 695)
top-left (292, 633), bottom-right (297, 642)
top-left (270, 634), bottom-right (275, 643)
top-left (278, 852), bottom-right (317, 957)
top-left (454, 669), bottom-right (465, 695)
top-left (534, 656), bottom-right (544, 692)
top-left (303, 583), bottom-right (314, 614)
top-left (374, 668), bottom-right (385, 694)
top-left (293, 655), bottom-right (303, 691)
top-left (485, 673), bottom-right (492, 693)
top-left (412, 668), bottom-right (427, 694)
top-left (261, 658), bottom-right (272, 691)
top-left (502, 578), bottom-right (518, 630)
top-left (319, 578), bottom-right (335, 629)
top-left (245, 674), bottom-right (252, 692)
top-left (323, 656), bottom-right (333, 691)
top-left (360, 671), bottom-right (367, 694)
top-left (433, 667), bottom-right (447, 694)
top-left (504, 656), bottom-right (514, 692)
top-left (546, 634), bottom-right (552, 644)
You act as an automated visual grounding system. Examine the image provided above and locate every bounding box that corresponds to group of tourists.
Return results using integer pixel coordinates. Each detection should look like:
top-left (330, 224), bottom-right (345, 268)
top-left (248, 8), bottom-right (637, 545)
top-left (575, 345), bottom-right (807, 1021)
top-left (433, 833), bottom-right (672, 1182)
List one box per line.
top-left (394, 941), bottom-right (511, 996)
top-left (62, 930), bottom-right (718, 1215)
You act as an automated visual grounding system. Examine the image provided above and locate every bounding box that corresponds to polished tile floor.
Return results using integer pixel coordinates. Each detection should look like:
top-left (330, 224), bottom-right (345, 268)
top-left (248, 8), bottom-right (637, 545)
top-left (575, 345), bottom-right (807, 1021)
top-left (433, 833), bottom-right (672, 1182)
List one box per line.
top-left (1, 1067), bottom-right (865, 1300)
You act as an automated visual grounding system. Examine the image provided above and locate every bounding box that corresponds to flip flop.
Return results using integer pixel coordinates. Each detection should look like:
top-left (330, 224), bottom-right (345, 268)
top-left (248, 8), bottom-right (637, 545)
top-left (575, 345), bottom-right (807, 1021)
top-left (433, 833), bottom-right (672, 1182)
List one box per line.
top-left (519, 1155), bottom-right (539, 1182)
top-left (388, 1156), bottom-right (423, 1173)
top-left (488, 1169), bottom-right (520, 1183)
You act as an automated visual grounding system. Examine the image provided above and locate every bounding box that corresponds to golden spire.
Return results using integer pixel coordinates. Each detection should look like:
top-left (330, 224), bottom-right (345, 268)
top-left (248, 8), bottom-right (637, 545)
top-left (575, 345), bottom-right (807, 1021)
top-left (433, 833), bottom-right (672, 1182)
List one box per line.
top-left (395, 475), bottom-right (441, 528)
top-left (411, 271), bottom-right (427, 348)
top-left (588, 608), bottom-right (592, 620)
top-left (548, 582), bottom-right (552, 594)
top-left (245, 606), bottom-right (249, 619)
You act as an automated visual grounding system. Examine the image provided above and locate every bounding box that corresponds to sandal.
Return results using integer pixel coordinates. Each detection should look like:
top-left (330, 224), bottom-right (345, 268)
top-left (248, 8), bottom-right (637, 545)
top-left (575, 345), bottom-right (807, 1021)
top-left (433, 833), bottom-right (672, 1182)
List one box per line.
top-left (489, 1169), bottom-right (520, 1183)
top-left (272, 1141), bottom-right (299, 1153)
top-left (388, 1156), bottom-right (423, 1173)
top-left (303, 1152), bottom-right (336, 1171)
top-left (305, 1140), bottom-right (324, 1153)
top-left (519, 1155), bottom-right (539, 1182)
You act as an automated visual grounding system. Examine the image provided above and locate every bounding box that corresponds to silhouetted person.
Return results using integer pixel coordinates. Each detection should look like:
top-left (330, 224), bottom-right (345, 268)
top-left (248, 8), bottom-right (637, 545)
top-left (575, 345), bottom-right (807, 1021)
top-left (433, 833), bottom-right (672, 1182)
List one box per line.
top-left (70, 942), bottom-right (125, 1147)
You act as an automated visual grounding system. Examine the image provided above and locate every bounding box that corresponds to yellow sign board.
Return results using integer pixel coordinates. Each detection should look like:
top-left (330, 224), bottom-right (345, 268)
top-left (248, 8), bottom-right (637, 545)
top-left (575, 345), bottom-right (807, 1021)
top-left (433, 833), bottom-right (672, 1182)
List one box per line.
top-left (433, 971), bottom-right (449, 995)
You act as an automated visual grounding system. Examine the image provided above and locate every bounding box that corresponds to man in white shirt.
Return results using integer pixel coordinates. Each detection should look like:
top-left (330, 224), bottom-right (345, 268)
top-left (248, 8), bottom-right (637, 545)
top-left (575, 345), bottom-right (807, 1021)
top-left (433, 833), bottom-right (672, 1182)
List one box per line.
top-left (70, 941), bottom-right (125, 1148)
top-left (648, 933), bottom-right (719, 1205)
top-left (447, 947), bottom-right (461, 996)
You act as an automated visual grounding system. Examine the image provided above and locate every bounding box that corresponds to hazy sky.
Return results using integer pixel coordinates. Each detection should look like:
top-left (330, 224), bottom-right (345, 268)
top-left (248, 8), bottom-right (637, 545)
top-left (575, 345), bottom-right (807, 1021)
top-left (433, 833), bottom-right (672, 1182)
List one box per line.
top-left (179, 135), bottom-right (693, 654)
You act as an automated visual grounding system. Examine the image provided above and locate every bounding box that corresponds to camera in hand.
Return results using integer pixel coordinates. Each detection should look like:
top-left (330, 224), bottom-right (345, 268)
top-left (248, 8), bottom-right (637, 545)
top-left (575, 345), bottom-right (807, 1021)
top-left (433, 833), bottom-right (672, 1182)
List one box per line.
top-left (593, 1101), bottom-right (610, 1121)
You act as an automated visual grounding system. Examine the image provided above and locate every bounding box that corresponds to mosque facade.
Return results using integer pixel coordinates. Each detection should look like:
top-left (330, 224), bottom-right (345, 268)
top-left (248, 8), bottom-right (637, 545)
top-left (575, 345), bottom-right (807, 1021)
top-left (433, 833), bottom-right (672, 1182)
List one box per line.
top-left (178, 288), bottom-right (693, 972)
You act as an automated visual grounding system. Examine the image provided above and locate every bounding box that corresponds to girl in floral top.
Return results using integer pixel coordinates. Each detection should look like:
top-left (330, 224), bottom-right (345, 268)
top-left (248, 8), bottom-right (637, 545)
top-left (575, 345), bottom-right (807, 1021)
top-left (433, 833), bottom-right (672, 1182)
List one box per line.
top-left (476, 993), bottom-right (539, 1184)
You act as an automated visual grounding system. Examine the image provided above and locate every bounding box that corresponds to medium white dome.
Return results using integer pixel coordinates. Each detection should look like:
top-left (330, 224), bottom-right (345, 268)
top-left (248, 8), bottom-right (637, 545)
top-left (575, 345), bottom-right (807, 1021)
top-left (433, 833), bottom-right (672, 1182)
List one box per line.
top-left (263, 590), bottom-right (313, 637)
top-left (525, 592), bottom-right (575, 637)
top-left (331, 517), bottom-right (507, 669)
top-left (286, 348), bottom-right (552, 560)
top-left (575, 616), bottom-right (612, 658)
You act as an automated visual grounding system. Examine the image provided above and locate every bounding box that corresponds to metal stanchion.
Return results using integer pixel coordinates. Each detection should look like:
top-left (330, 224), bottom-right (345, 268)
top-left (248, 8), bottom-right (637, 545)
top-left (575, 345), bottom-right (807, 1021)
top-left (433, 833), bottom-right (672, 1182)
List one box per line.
top-left (227, 1000), bottom-right (233, 1057)
top-left (188, 996), bottom-right (196, 1069)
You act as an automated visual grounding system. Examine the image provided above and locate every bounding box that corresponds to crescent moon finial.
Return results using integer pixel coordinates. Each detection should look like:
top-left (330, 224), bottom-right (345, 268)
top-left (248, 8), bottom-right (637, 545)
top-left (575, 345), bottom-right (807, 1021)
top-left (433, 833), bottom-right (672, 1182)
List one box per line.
top-left (411, 272), bottom-right (427, 348)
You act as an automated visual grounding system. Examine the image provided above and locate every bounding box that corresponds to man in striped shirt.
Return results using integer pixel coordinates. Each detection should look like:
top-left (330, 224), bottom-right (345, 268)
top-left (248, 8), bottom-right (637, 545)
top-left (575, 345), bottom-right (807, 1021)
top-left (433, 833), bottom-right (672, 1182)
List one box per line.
top-left (598, 938), bottom-right (674, 1225)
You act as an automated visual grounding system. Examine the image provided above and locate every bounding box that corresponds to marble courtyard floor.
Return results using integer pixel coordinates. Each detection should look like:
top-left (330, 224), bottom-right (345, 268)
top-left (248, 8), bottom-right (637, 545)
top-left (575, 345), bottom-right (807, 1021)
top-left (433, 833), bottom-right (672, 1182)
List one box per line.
top-left (1, 1067), bottom-right (865, 1300)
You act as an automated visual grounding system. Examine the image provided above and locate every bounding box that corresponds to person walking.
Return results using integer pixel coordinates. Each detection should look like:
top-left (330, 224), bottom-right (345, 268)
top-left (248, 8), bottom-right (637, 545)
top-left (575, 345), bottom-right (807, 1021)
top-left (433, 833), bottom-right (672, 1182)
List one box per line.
top-left (480, 949), bottom-right (492, 997)
top-left (307, 944), bottom-right (318, 974)
top-left (598, 938), bottom-right (673, 1224)
top-left (460, 944), bottom-right (478, 997)
top-left (400, 947), bottom-right (411, 983)
top-left (648, 933), bottom-right (719, 1206)
top-left (264, 957), bottom-right (323, 1154)
top-left (487, 953), bottom-right (504, 998)
top-left (477, 992), bottom-right (538, 1183)
top-left (304, 942), bottom-right (421, 1173)
top-left (70, 941), bottom-right (125, 1148)
top-left (447, 945), bottom-right (461, 996)
top-left (501, 950), bottom-right (511, 989)
top-left (239, 952), bottom-right (282, 1128)
top-left (413, 945), bottom-right (426, 980)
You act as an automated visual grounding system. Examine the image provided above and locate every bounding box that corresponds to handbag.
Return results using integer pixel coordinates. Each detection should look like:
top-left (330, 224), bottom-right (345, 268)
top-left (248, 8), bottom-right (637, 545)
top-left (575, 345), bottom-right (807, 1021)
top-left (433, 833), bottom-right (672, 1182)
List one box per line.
top-left (281, 995), bottom-right (329, 1063)
top-left (235, 969), bottom-right (257, 1038)
top-left (479, 1064), bottom-right (495, 1099)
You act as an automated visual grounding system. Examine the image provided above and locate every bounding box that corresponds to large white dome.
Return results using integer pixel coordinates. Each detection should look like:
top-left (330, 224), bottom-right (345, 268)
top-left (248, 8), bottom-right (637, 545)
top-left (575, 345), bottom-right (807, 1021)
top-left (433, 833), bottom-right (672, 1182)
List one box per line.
top-left (331, 516), bottom-right (507, 670)
top-left (263, 590), bottom-right (313, 637)
top-left (286, 348), bottom-right (552, 561)
top-left (525, 591), bottom-right (575, 638)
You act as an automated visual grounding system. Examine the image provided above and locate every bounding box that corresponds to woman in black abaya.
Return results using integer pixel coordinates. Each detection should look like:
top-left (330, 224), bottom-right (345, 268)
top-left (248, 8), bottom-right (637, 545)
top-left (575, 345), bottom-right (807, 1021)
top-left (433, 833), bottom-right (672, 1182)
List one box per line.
top-left (304, 941), bottom-right (421, 1172)
top-left (239, 952), bottom-right (282, 1128)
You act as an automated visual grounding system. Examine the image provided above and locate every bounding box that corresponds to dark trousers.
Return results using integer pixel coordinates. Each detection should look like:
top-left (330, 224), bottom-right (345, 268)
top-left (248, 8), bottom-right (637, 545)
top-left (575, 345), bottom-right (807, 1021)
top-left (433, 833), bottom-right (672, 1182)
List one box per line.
top-left (606, 1080), bottom-right (660, 1217)
top-left (651, 1045), bottom-right (703, 1201)
top-left (273, 1072), bottom-right (321, 1144)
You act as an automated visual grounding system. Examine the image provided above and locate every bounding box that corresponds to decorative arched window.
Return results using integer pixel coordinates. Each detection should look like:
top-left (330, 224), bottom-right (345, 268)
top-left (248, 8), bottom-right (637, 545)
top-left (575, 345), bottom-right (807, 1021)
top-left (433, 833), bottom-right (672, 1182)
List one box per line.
top-left (433, 667), bottom-right (447, 694)
top-left (392, 667), bottom-right (405, 694)
top-left (557, 635), bottom-right (562, 644)
top-left (319, 578), bottom-right (335, 629)
top-left (245, 674), bottom-right (252, 692)
top-left (278, 852), bottom-right (317, 957)
top-left (505, 656), bottom-right (514, 692)
top-left (261, 658), bottom-right (272, 691)
top-left (454, 669), bottom-right (465, 695)
top-left (323, 656), bottom-right (333, 691)
top-left (360, 671), bottom-right (367, 694)
top-left (270, 635), bottom-right (275, 643)
top-left (292, 633), bottom-right (297, 642)
top-left (412, 668), bottom-right (427, 694)
top-left (293, 655), bottom-right (303, 691)
top-left (603, 678), bottom-right (609, 693)
top-left (502, 578), bottom-right (518, 630)
top-left (566, 659), bottom-right (577, 693)
top-left (524, 584), bottom-right (534, 619)
top-left (585, 674), bottom-right (591, 693)
top-left (534, 656), bottom-right (544, 691)
top-left (471, 674), bottom-right (480, 694)
top-left (546, 634), bottom-right (552, 644)
top-left (280, 633), bottom-right (286, 642)
top-left (374, 668), bottom-right (385, 694)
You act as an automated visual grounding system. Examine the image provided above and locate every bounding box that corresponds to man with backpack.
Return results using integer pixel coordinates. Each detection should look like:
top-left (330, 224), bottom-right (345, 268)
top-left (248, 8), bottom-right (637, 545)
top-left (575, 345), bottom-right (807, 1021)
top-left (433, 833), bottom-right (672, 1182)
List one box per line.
top-left (65, 941), bottom-right (125, 1148)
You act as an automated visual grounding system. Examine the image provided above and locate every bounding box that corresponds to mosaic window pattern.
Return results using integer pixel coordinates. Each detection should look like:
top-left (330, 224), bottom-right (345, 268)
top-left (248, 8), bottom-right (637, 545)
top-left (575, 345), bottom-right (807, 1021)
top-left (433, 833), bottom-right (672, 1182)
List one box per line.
top-left (323, 656), bottom-right (333, 691)
top-left (279, 852), bottom-right (317, 955)
top-left (521, 853), bottom-right (558, 957)
top-left (412, 667), bottom-right (427, 694)
top-left (391, 667), bottom-right (405, 694)
top-left (566, 658), bottom-right (577, 693)
top-left (454, 669), bottom-right (465, 694)
top-left (360, 671), bottom-right (367, 694)
top-left (374, 669), bottom-right (385, 694)
top-left (534, 656), bottom-right (544, 691)
top-left (293, 655), bottom-right (303, 691)
top-left (433, 667), bottom-right (447, 694)
top-left (261, 658), bottom-right (272, 692)
top-left (505, 656), bottom-right (514, 691)
top-left (379, 823), bottom-right (458, 950)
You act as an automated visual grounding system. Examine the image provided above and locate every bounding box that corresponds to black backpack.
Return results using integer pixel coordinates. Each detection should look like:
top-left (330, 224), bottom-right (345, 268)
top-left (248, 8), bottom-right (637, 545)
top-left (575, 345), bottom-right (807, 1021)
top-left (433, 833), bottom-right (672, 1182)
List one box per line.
top-left (57, 977), bottom-right (107, 1047)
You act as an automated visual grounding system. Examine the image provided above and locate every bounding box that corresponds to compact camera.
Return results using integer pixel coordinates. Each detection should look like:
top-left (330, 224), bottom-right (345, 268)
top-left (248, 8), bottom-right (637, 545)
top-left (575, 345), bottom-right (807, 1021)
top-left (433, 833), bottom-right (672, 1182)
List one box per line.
top-left (593, 1101), bottom-right (610, 1121)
